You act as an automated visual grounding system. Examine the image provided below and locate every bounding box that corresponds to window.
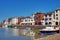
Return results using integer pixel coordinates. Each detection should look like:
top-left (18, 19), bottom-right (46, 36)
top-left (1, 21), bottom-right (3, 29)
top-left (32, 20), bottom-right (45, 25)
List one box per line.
top-left (25, 23), bottom-right (27, 25)
top-left (45, 15), bottom-right (47, 17)
top-left (29, 20), bottom-right (30, 21)
top-left (25, 20), bottom-right (27, 22)
top-left (45, 22), bottom-right (48, 25)
top-left (38, 22), bottom-right (42, 25)
top-left (56, 10), bottom-right (58, 13)
top-left (42, 18), bottom-right (44, 20)
top-left (49, 14), bottom-right (51, 17)
top-left (49, 18), bottom-right (52, 20)
top-left (55, 22), bottom-right (58, 25)
top-left (49, 22), bottom-right (52, 24)
top-left (56, 17), bottom-right (58, 20)
top-left (53, 14), bottom-right (55, 19)
top-left (31, 23), bottom-right (32, 25)
top-left (31, 20), bottom-right (33, 21)
top-left (45, 18), bottom-right (48, 20)
top-left (36, 16), bottom-right (39, 18)
top-left (35, 16), bottom-right (39, 19)
top-left (35, 23), bottom-right (37, 25)
top-left (56, 14), bottom-right (58, 16)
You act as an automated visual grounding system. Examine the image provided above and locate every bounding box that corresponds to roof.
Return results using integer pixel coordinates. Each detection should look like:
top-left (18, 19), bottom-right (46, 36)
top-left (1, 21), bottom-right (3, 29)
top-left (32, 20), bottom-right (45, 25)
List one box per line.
top-left (56, 8), bottom-right (60, 10)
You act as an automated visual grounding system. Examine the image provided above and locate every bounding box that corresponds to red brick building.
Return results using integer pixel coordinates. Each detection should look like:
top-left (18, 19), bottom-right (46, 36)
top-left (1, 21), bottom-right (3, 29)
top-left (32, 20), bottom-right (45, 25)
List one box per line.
top-left (34, 12), bottom-right (44, 25)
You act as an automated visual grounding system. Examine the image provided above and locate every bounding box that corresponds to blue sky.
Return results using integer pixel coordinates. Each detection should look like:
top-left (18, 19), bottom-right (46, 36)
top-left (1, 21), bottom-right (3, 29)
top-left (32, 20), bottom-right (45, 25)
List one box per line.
top-left (0, 0), bottom-right (60, 22)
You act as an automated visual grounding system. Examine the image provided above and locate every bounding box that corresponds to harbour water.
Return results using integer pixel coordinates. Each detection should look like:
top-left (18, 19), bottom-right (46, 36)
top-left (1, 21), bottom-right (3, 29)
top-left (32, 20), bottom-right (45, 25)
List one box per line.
top-left (0, 28), bottom-right (31, 40)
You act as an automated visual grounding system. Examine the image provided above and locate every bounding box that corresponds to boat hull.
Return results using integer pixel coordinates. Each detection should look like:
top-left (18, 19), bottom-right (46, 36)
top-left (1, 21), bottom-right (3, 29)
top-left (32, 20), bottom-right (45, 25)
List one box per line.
top-left (40, 30), bottom-right (59, 34)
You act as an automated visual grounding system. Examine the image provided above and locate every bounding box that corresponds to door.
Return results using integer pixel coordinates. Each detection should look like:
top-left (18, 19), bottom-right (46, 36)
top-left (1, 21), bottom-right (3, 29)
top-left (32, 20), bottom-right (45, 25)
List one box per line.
top-left (56, 22), bottom-right (58, 25)
top-left (38, 22), bottom-right (42, 25)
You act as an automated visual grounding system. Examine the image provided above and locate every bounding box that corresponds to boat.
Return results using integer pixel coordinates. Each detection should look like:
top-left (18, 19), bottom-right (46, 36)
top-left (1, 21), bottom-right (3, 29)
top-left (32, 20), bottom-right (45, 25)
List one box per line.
top-left (39, 27), bottom-right (59, 34)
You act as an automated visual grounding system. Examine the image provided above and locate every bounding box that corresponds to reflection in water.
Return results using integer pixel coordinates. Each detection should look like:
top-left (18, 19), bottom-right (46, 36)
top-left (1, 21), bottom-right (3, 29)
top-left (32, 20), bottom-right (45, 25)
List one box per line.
top-left (0, 28), bottom-right (31, 40)
top-left (4, 28), bottom-right (26, 36)
top-left (4, 28), bottom-right (23, 36)
top-left (4, 28), bottom-right (18, 37)
top-left (12, 29), bottom-right (20, 36)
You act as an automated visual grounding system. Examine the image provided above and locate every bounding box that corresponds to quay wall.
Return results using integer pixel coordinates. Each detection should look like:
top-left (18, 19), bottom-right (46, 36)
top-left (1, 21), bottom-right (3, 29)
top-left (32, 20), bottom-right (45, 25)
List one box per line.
top-left (19, 25), bottom-right (45, 29)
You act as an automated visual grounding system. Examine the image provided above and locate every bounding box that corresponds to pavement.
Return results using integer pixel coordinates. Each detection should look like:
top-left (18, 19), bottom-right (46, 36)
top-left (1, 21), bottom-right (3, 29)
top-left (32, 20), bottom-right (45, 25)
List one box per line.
top-left (35, 33), bottom-right (60, 40)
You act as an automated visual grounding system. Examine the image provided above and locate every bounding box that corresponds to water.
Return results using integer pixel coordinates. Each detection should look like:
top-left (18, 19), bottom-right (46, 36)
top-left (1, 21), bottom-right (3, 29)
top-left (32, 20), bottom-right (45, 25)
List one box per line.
top-left (0, 28), bottom-right (31, 40)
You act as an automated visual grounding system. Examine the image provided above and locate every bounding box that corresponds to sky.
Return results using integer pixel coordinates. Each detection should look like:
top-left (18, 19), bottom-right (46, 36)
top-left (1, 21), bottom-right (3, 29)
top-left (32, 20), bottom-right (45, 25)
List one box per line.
top-left (0, 0), bottom-right (60, 22)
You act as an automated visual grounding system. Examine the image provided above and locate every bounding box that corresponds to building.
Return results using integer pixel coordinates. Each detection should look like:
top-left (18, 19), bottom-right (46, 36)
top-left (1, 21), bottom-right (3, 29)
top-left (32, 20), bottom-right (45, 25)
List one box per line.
top-left (32, 8), bottom-right (60, 26)
top-left (44, 13), bottom-right (54, 26)
top-left (44, 8), bottom-right (60, 26)
top-left (10, 17), bottom-right (18, 25)
top-left (1, 8), bottom-right (60, 26)
top-left (20, 16), bottom-right (35, 25)
top-left (2, 19), bottom-right (9, 28)
top-left (34, 12), bottom-right (44, 25)
top-left (53, 8), bottom-right (60, 25)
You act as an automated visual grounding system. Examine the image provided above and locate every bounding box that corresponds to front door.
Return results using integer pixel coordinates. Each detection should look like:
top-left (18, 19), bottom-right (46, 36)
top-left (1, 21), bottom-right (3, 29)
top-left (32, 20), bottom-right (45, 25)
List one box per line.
top-left (56, 22), bottom-right (58, 25)
top-left (38, 22), bottom-right (42, 25)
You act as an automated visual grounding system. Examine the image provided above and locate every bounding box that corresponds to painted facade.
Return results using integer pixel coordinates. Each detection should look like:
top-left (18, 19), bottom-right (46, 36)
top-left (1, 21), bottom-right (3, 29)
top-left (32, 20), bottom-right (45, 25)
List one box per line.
top-left (10, 17), bottom-right (18, 25)
top-left (34, 12), bottom-right (44, 25)
top-left (20, 16), bottom-right (35, 25)
top-left (44, 8), bottom-right (60, 26)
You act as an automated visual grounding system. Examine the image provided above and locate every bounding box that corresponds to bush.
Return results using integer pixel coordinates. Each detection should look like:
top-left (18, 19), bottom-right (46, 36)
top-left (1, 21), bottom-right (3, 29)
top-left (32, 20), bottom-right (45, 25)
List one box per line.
top-left (8, 25), bottom-right (12, 28)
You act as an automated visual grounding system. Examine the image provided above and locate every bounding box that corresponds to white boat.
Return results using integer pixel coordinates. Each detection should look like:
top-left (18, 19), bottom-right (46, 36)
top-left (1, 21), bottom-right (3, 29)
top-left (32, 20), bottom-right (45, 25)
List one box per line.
top-left (39, 27), bottom-right (59, 34)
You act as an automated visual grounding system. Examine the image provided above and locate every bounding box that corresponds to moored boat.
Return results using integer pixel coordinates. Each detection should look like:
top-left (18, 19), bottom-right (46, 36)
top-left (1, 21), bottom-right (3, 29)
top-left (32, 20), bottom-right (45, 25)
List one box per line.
top-left (39, 27), bottom-right (59, 34)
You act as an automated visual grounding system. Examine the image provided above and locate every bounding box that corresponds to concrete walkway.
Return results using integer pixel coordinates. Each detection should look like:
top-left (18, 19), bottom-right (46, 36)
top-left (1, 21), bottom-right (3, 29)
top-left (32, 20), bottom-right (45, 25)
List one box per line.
top-left (35, 33), bottom-right (60, 40)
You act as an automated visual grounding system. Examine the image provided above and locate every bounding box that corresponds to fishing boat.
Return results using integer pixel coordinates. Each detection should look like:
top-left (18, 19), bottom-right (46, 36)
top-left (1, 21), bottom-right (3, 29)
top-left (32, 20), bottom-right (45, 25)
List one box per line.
top-left (39, 27), bottom-right (59, 34)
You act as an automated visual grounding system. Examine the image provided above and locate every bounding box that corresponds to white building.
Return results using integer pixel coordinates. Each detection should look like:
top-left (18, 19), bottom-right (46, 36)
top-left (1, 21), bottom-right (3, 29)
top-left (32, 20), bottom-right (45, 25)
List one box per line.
top-left (44, 13), bottom-right (54, 26)
top-left (2, 19), bottom-right (9, 28)
top-left (20, 16), bottom-right (35, 25)
top-left (44, 8), bottom-right (60, 26)
top-left (10, 17), bottom-right (18, 25)
top-left (53, 8), bottom-right (60, 25)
